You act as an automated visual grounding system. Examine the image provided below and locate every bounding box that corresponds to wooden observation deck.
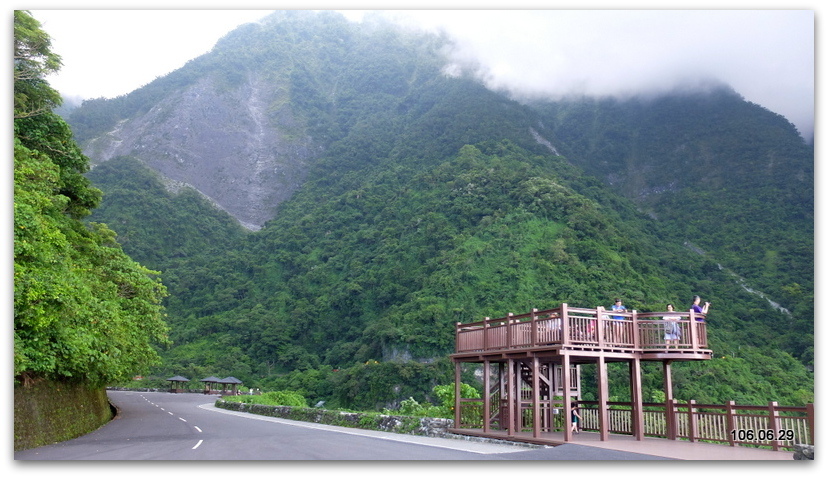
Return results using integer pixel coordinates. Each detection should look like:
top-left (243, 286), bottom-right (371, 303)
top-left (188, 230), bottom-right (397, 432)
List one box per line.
top-left (450, 303), bottom-right (713, 444)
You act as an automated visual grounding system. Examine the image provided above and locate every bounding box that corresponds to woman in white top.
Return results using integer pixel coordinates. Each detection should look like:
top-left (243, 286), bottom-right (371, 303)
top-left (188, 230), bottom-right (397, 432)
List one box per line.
top-left (663, 304), bottom-right (681, 348)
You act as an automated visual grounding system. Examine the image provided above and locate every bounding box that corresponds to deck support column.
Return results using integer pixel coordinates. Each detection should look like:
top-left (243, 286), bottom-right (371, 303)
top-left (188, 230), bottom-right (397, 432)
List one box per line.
top-left (483, 360), bottom-right (491, 433)
top-left (507, 358), bottom-right (516, 436)
top-left (597, 355), bottom-right (610, 441)
top-left (663, 360), bottom-right (676, 440)
top-left (562, 353), bottom-right (572, 442)
top-left (629, 357), bottom-right (645, 440)
top-left (532, 356), bottom-right (541, 438)
top-left (454, 361), bottom-right (462, 428)
top-left (498, 362), bottom-right (506, 430)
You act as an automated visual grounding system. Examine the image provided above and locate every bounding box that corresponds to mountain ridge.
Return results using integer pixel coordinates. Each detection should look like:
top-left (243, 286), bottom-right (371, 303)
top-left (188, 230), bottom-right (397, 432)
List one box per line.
top-left (69, 10), bottom-right (812, 408)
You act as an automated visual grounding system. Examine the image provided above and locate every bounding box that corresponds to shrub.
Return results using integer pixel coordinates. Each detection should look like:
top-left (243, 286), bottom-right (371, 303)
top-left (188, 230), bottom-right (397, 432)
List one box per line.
top-left (224, 390), bottom-right (307, 407)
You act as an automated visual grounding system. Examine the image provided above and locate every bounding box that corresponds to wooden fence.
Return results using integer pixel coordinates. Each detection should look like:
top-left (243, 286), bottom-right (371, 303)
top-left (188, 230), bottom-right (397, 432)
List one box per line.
top-left (456, 304), bottom-right (709, 354)
top-left (456, 398), bottom-right (814, 451)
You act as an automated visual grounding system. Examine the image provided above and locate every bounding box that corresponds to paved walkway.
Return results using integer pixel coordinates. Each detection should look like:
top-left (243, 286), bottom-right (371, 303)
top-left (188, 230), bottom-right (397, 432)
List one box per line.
top-left (565, 432), bottom-right (793, 460)
top-left (451, 429), bottom-right (794, 460)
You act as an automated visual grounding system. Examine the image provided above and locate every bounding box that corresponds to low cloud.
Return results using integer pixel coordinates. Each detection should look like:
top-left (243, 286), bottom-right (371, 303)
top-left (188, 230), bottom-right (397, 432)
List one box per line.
top-left (382, 10), bottom-right (814, 141)
top-left (34, 9), bottom-right (814, 141)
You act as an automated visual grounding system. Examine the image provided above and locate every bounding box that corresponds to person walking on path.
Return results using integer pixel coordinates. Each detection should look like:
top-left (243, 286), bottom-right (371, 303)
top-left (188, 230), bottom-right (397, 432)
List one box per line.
top-left (571, 402), bottom-right (581, 434)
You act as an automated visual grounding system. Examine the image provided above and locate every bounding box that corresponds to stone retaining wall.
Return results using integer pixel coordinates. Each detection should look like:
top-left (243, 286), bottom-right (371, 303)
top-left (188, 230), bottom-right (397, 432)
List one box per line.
top-left (15, 380), bottom-right (112, 451)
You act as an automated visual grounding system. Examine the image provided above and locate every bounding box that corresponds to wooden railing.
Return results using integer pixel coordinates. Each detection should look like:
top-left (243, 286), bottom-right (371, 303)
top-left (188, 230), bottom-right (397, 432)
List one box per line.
top-left (455, 303), bottom-right (709, 354)
top-left (455, 399), bottom-right (815, 451)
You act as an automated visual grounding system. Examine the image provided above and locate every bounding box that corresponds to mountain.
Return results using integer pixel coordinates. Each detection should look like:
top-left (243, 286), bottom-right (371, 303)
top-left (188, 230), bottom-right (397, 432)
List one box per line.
top-left (68, 11), bottom-right (813, 409)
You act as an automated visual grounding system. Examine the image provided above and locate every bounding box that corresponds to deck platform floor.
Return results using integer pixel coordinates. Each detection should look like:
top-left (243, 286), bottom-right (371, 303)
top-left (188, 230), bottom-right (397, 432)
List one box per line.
top-left (448, 429), bottom-right (794, 460)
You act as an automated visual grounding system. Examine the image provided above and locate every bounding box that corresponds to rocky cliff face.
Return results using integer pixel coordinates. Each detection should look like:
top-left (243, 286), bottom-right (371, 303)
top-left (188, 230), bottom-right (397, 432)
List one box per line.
top-left (83, 72), bottom-right (318, 230)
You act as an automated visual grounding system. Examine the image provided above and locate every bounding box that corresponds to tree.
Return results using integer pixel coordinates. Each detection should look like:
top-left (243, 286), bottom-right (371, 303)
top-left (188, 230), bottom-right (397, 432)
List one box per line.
top-left (13, 10), bottom-right (62, 119)
top-left (14, 11), bottom-right (170, 386)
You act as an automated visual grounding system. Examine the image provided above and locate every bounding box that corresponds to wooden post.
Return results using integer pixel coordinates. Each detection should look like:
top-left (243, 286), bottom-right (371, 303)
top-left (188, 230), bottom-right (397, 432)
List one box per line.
top-left (507, 358), bottom-right (515, 436)
top-left (663, 360), bottom-right (676, 440)
top-left (483, 360), bottom-right (491, 432)
top-left (454, 361), bottom-right (462, 428)
top-left (530, 308), bottom-right (538, 348)
top-left (506, 313), bottom-right (514, 349)
top-left (499, 362), bottom-right (507, 431)
top-left (768, 401), bottom-right (781, 451)
top-left (631, 309), bottom-right (639, 349)
top-left (667, 399), bottom-right (678, 440)
top-left (532, 356), bottom-right (541, 438)
top-left (807, 403), bottom-right (815, 445)
top-left (562, 353), bottom-right (572, 442)
top-left (596, 306), bottom-right (606, 347)
top-left (689, 310), bottom-right (699, 350)
top-left (541, 365), bottom-right (552, 432)
top-left (726, 400), bottom-right (736, 446)
top-left (561, 303), bottom-right (570, 346)
top-left (630, 357), bottom-right (644, 440)
top-left (597, 355), bottom-right (610, 441)
top-left (688, 399), bottom-right (698, 442)
top-left (483, 317), bottom-right (490, 351)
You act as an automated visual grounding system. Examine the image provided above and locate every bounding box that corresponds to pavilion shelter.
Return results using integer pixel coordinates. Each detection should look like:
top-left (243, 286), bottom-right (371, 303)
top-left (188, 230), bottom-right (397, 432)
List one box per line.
top-left (200, 376), bottom-right (222, 394)
top-left (218, 376), bottom-right (243, 395)
top-left (166, 375), bottom-right (190, 393)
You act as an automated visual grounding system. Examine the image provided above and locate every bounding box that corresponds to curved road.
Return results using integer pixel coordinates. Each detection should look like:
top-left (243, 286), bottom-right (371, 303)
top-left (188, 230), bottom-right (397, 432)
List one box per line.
top-left (15, 390), bottom-right (667, 460)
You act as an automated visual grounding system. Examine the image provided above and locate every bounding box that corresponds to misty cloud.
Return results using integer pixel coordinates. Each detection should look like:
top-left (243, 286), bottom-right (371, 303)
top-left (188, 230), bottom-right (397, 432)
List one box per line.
top-left (33, 9), bottom-right (814, 141)
top-left (380, 10), bottom-right (814, 141)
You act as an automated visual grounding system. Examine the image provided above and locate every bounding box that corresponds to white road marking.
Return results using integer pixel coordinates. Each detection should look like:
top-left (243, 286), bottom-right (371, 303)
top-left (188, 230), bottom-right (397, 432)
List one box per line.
top-left (198, 404), bottom-right (534, 454)
top-left (192, 439), bottom-right (203, 450)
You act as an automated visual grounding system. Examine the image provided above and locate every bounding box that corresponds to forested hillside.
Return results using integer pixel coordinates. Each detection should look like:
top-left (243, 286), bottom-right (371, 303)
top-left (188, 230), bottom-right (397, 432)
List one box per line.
top-left (72, 11), bottom-right (812, 411)
top-left (533, 92), bottom-right (814, 366)
top-left (14, 11), bottom-right (169, 388)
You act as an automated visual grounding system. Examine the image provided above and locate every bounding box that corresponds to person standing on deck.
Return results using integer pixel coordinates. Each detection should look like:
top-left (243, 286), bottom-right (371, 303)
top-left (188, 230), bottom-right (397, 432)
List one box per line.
top-left (662, 304), bottom-right (681, 348)
top-left (690, 295), bottom-right (710, 321)
top-left (611, 298), bottom-right (627, 319)
top-left (609, 298), bottom-right (627, 342)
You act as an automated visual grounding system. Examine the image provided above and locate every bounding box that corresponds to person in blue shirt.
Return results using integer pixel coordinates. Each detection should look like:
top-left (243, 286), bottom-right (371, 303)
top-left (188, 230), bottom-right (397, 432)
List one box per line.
top-left (611, 298), bottom-right (627, 319)
top-left (690, 295), bottom-right (710, 321)
top-left (609, 298), bottom-right (627, 342)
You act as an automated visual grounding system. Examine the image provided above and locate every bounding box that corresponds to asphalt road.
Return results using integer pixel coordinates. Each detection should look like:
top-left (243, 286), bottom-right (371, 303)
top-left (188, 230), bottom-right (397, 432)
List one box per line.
top-left (14, 390), bottom-right (669, 461)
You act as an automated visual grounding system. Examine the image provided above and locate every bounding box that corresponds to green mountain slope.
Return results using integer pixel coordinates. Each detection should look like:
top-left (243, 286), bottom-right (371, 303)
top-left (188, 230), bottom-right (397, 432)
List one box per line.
top-left (534, 92), bottom-right (814, 365)
top-left (77, 11), bottom-right (812, 410)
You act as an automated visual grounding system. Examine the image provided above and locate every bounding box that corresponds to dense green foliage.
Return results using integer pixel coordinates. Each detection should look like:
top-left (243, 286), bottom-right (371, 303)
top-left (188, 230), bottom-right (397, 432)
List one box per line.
top-left (73, 11), bottom-right (812, 411)
top-left (534, 93), bottom-right (814, 366)
top-left (84, 156), bottom-right (246, 272)
top-left (224, 390), bottom-right (308, 407)
top-left (13, 11), bottom-right (169, 386)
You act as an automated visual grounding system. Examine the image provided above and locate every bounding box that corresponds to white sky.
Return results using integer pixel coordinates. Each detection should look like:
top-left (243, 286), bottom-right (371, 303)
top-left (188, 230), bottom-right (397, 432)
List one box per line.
top-left (17, 3), bottom-right (817, 140)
